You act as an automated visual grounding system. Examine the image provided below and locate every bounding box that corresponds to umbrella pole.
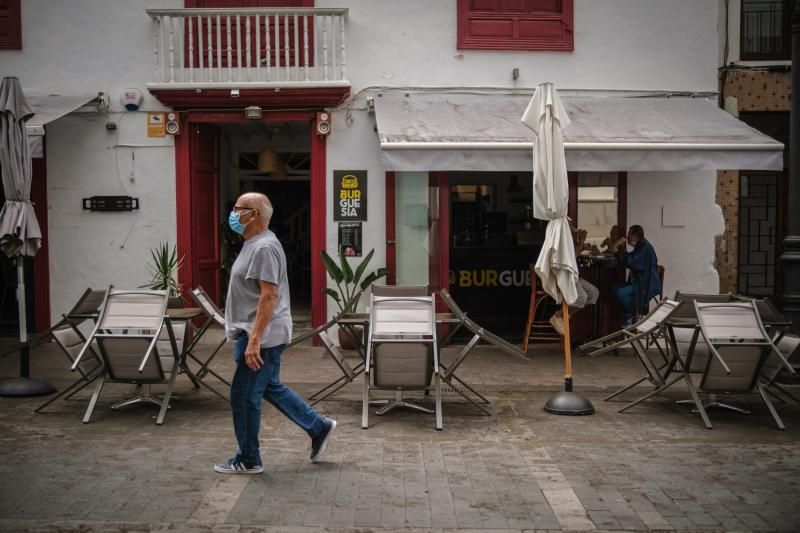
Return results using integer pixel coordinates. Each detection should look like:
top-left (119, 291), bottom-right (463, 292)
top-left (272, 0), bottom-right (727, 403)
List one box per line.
top-left (543, 292), bottom-right (594, 415)
top-left (561, 299), bottom-right (573, 392)
top-left (0, 256), bottom-right (55, 397)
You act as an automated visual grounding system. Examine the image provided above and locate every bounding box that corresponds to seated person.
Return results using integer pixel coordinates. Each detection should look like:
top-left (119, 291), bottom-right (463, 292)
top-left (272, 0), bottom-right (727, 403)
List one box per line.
top-left (549, 225), bottom-right (600, 335)
top-left (600, 224), bottom-right (620, 254)
top-left (612, 225), bottom-right (661, 326)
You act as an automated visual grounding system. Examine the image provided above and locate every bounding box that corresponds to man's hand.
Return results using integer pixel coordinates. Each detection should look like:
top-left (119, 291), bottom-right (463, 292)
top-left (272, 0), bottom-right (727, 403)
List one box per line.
top-left (244, 338), bottom-right (263, 371)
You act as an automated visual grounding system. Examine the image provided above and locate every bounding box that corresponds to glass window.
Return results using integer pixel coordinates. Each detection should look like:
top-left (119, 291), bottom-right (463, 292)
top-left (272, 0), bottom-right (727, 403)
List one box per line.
top-left (740, 0), bottom-right (791, 60)
top-left (395, 172), bottom-right (430, 285)
top-left (576, 172), bottom-right (619, 253)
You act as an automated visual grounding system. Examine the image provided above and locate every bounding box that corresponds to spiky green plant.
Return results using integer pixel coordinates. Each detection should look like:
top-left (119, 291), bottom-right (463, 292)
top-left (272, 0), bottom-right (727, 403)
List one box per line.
top-left (141, 242), bottom-right (184, 296)
top-left (321, 246), bottom-right (389, 313)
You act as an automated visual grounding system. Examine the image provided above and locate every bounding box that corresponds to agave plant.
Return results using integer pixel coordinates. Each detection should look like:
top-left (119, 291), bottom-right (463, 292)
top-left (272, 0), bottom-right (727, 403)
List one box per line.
top-left (321, 246), bottom-right (389, 313)
top-left (141, 242), bottom-right (184, 296)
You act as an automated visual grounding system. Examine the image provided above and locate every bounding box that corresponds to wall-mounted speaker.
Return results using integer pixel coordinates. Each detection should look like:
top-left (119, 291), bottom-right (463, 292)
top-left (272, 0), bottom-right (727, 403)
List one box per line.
top-left (316, 112), bottom-right (331, 136)
top-left (165, 112), bottom-right (181, 135)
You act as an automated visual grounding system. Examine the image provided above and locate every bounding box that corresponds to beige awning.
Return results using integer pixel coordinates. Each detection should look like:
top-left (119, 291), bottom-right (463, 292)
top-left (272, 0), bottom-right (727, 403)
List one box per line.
top-left (25, 93), bottom-right (98, 157)
top-left (374, 91), bottom-right (784, 172)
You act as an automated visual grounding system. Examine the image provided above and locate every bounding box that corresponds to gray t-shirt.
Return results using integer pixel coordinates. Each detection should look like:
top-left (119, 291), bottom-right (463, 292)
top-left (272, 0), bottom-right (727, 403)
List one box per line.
top-left (224, 230), bottom-right (292, 348)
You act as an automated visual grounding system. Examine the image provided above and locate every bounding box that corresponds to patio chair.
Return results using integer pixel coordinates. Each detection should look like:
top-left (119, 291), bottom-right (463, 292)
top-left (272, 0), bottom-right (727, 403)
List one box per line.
top-left (71, 288), bottom-right (176, 425)
top-left (578, 299), bottom-right (682, 401)
top-left (34, 323), bottom-right (104, 413)
top-left (623, 301), bottom-right (795, 430)
top-left (439, 289), bottom-right (529, 414)
top-left (186, 286), bottom-right (230, 389)
top-left (363, 289), bottom-right (442, 430)
top-left (760, 334), bottom-right (800, 406)
top-left (0, 288), bottom-right (106, 359)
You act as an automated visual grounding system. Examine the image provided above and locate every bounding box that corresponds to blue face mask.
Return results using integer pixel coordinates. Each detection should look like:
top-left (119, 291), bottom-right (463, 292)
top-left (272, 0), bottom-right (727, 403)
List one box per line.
top-left (228, 211), bottom-right (249, 235)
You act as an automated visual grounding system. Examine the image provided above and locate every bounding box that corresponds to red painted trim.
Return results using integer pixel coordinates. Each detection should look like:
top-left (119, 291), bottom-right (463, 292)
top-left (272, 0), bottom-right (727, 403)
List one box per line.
top-left (31, 151), bottom-right (50, 332)
top-left (175, 123), bottom-right (193, 301)
top-left (149, 87), bottom-right (350, 110)
top-left (385, 171), bottom-right (396, 285)
top-left (184, 110), bottom-right (313, 123)
top-left (186, 0), bottom-right (314, 7)
top-left (456, 0), bottom-right (573, 51)
top-left (618, 172), bottom-right (627, 235)
top-left (430, 172), bottom-right (449, 313)
top-left (437, 173), bottom-right (449, 295)
top-left (567, 171), bottom-right (578, 222)
top-left (0, 0), bottom-right (22, 50)
top-left (309, 121), bottom-right (327, 328)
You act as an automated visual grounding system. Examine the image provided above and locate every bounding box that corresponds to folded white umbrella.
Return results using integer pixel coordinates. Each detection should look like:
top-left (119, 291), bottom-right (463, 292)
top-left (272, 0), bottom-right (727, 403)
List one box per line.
top-left (521, 82), bottom-right (578, 306)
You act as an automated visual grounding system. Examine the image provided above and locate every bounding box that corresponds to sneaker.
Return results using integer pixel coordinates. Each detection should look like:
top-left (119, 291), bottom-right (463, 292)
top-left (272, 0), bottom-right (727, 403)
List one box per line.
top-left (310, 418), bottom-right (337, 463)
top-left (213, 457), bottom-right (263, 475)
top-left (549, 315), bottom-right (564, 335)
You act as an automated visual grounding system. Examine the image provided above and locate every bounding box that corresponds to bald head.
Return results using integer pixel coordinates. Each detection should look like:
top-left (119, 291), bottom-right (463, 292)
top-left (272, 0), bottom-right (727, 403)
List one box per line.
top-left (238, 192), bottom-right (273, 225)
top-left (233, 192), bottom-right (273, 239)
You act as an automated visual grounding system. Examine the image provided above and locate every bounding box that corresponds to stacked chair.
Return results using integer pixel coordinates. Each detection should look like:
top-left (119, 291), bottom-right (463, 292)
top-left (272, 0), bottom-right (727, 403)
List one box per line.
top-left (71, 288), bottom-right (177, 425)
top-left (363, 285), bottom-right (442, 430)
top-left (620, 300), bottom-right (795, 429)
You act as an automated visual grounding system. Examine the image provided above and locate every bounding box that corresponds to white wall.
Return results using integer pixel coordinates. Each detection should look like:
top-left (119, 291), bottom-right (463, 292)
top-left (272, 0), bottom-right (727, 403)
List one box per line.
top-left (627, 171), bottom-right (725, 297)
top-left (321, 0), bottom-right (720, 93)
top-left (45, 114), bottom-right (177, 316)
top-left (1, 0), bottom-right (725, 321)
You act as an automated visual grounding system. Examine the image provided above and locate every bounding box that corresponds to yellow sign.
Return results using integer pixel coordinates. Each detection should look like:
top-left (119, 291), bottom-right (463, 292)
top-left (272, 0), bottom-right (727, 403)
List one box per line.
top-left (147, 112), bottom-right (166, 137)
top-left (341, 174), bottom-right (358, 189)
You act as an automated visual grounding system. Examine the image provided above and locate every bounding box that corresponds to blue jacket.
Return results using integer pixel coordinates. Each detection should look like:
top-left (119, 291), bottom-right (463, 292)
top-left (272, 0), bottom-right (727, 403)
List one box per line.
top-left (616, 239), bottom-right (661, 311)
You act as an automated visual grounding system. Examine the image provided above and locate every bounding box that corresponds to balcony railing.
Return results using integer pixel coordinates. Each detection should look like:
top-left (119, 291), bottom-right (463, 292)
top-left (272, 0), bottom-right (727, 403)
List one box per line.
top-left (146, 8), bottom-right (349, 87)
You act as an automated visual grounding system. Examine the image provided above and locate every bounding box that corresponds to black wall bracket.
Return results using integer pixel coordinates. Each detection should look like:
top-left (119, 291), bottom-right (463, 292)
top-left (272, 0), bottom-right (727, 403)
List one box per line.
top-left (82, 196), bottom-right (140, 212)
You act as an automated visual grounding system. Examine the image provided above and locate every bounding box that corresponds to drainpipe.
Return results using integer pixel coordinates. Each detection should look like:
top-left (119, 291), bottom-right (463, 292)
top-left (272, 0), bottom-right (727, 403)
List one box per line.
top-left (783, 0), bottom-right (800, 332)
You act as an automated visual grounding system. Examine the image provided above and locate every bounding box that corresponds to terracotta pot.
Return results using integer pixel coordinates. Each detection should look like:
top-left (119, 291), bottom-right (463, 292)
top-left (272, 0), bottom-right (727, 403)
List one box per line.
top-left (338, 326), bottom-right (363, 350)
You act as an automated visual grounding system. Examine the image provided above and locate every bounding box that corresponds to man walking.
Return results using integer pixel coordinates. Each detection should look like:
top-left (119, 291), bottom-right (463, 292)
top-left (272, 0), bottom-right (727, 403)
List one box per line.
top-left (215, 192), bottom-right (336, 474)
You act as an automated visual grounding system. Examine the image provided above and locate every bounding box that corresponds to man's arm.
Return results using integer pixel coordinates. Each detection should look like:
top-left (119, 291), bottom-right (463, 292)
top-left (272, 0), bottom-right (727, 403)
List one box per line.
top-left (244, 279), bottom-right (279, 371)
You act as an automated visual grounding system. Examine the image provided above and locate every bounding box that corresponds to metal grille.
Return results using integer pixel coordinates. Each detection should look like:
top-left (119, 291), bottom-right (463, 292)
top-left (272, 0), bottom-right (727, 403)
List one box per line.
top-left (738, 173), bottom-right (779, 296)
top-left (741, 0), bottom-right (790, 59)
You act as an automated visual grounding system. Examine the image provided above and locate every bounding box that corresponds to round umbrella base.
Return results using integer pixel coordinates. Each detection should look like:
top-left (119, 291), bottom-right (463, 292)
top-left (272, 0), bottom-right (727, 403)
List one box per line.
top-left (0, 377), bottom-right (56, 397)
top-left (544, 391), bottom-right (595, 416)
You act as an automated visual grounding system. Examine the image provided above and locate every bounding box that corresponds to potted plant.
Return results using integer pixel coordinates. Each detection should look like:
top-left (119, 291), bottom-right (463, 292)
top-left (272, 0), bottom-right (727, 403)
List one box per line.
top-left (141, 242), bottom-right (185, 305)
top-left (321, 247), bottom-right (388, 348)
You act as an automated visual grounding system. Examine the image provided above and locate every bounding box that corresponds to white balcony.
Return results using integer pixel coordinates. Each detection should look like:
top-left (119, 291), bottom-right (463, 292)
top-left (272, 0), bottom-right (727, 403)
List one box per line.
top-left (146, 8), bottom-right (349, 89)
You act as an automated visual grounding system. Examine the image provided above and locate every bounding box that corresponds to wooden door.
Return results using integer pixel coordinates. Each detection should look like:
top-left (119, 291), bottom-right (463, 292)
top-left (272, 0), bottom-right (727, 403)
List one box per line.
top-left (190, 123), bottom-right (222, 304)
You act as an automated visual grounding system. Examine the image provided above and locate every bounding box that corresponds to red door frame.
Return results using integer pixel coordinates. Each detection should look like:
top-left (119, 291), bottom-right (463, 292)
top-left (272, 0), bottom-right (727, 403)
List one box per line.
top-left (175, 110), bottom-right (327, 327)
top-left (31, 150), bottom-right (50, 331)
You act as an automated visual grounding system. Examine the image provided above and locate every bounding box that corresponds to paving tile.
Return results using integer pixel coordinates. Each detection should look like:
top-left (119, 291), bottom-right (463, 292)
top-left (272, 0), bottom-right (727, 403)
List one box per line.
top-left (2, 341), bottom-right (800, 532)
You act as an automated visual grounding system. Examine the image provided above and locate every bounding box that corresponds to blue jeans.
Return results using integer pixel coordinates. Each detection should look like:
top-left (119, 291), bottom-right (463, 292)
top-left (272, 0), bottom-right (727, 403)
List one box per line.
top-left (613, 282), bottom-right (636, 324)
top-left (230, 334), bottom-right (325, 466)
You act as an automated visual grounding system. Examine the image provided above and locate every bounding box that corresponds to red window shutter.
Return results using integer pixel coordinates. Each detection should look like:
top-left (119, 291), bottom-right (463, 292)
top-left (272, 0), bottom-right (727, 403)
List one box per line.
top-left (457, 0), bottom-right (573, 51)
top-left (0, 0), bottom-right (22, 50)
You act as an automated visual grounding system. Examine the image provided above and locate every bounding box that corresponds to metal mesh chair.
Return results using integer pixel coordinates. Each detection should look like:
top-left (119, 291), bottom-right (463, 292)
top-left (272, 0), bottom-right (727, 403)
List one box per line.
top-left (363, 289), bottom-right (442, 430)
top-left (34, 323), bottom-right (103, 413)
top-left (186, 286), bottom-right (230, 389)
top-left (71, 288), bottom-right (175, 424)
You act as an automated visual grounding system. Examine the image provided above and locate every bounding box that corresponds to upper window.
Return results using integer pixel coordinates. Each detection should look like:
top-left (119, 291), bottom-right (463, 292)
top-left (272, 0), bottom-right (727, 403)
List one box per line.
top-left (0, 0), bottom-right (21, 50)
top-left (457, 0), bottom-right (573, 51)
top-left (740, 0), bottom-right (791, 60)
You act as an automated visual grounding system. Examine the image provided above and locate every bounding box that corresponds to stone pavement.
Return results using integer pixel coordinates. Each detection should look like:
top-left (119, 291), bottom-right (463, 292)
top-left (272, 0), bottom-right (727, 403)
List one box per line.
top-left (1, 334), bottom-right (800, 532)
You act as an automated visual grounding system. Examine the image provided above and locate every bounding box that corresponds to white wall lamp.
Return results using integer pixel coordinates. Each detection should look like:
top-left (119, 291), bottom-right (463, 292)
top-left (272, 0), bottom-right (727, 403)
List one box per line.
top-left (244, 105), bottom-right (262, 119)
